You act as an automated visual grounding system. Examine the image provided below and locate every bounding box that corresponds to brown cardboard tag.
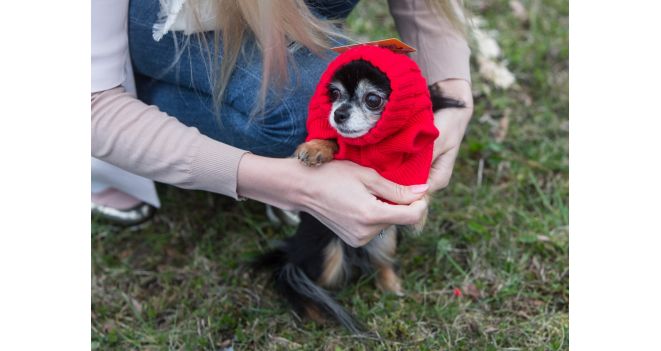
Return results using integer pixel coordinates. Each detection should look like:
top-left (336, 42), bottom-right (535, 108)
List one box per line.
top-left (330, 38), bottom-right (416, 54)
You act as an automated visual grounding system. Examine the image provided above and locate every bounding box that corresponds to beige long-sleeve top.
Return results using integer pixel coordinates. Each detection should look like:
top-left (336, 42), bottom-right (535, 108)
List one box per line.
top-left (389, 0), bottom-right (471, 84)
top-left (91, 0), bottom-right (470, 199)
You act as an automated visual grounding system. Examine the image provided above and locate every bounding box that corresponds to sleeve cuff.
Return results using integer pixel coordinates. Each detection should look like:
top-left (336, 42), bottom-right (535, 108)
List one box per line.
top-left (190, 135), bottom-right (250, 200)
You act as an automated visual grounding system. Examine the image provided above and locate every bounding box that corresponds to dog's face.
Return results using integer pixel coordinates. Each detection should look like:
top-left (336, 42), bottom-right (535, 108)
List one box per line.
top-left (327, 60), bottom-right (392, 138)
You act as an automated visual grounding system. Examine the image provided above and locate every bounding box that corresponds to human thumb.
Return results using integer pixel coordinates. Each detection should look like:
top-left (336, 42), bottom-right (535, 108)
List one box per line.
top-left (366, 175), bottom-right (429, 205)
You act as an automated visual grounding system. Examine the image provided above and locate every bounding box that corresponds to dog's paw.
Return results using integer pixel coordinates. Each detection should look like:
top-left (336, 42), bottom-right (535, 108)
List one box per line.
top-left (304, 304), bottom-right (329, 324)
top-left (294, 140), bottom-right (337, 167)
top-left (376, 268), bottom-right (405, 297)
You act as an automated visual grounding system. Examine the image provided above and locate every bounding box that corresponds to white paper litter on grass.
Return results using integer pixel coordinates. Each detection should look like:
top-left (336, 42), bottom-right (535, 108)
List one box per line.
top-left (471, 17), bottom-right (516, 89)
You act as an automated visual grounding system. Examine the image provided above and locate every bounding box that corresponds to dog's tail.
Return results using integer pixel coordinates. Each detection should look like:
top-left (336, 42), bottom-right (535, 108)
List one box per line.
top-left (253, 247), bottom-right (364, 334)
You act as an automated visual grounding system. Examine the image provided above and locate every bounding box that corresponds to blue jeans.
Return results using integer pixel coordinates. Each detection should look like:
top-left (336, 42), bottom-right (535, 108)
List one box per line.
top-left (128, 0), bottom-right (359, 157)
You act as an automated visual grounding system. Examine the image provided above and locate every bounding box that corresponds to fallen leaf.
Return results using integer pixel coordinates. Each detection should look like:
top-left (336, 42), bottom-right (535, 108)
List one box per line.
top-left (118, 249), bottom-right (133, 259)
top-left (218, 339), bottom-right (232, 348)
top-left (471, 17), bottom-right (517, 89)
top-left (477, 56), bottom-right (516, 89)
top-left (478, 113), bottom-right (498, 127)
top-left (122, 293), bottom-right (143, 317)
top-left (463, 283), bottom-right (481, 300)
top-left (509, 0), bottom-right (529, 21)
top-left (537, 235), bottom-right (551, 242)
top-left (494, 113), bottom-right (510, 142)
top-left (269, 335), bottom-right (302, 349)
top-left (484, 326), bottom-right (499, 334)
top-left (102, 320), bottom-right (116, 333)
top-left (531, 299), bottom-right (546, 307)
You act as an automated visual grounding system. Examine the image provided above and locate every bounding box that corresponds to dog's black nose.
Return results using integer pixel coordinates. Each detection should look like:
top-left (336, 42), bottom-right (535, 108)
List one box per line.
top-left (334, 109), bottom-right (350, 124)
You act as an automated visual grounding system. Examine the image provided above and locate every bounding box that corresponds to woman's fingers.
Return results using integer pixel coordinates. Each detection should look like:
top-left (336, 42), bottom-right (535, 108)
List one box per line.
top-left (372, 198), bottom-right (428, 226)
top-left (428, 145), bottom-right (460, 192)
top-left (361, 168), bottom-right (429, 205)
top-left (316, 215), bottom-right (383, 248)
top-left (300, 161), bottom-right (431, 247)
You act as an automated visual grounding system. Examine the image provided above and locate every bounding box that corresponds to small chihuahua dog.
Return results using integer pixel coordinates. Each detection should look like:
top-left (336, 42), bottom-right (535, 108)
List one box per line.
top-left (255, 57), bottom-right (464, 334)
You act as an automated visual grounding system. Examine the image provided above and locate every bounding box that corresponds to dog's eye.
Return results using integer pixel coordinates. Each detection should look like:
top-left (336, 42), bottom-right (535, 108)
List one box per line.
top-left (329, 87), bottom-right (341, 102)
top-left (364, 93), bottom-right (384, 110)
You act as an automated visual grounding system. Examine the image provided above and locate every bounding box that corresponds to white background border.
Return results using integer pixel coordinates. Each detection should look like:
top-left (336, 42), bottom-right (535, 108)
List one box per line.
top-left (1, 0), bottom-right (661, 349)
top-left (570, 0), bottom-right (661, 349)
top-left (1, 1), bottom-right (90, 350)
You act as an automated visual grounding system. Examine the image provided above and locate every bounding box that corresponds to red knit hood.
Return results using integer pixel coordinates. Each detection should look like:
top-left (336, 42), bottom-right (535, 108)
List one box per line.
top-left (305, 45), bottom-right (439, 186)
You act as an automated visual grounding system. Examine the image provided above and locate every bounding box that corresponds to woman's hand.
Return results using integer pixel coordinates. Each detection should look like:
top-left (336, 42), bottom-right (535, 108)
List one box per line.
top-left (428, 79), bottom-right (474, 192)
top-left (237, 155), bottom-right (429, 247)
top-left (296, 160), bottom-right (429, 247)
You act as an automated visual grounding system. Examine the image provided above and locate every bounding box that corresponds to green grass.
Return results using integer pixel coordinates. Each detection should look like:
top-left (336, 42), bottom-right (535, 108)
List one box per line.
top-left (92, 0), bottom-right (568, 349)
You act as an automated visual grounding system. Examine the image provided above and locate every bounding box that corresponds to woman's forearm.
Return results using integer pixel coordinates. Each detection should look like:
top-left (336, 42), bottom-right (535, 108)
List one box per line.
top-left (238, 154), bottom-right (430, 247)
top-left (91, 86), bottom-right (249, 199)
top-left (236, 154), bottom-right (307, 211)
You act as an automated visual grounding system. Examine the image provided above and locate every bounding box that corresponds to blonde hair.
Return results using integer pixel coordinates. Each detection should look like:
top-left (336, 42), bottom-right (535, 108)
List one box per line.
top-left (186, 0), bottom-right (465, 118)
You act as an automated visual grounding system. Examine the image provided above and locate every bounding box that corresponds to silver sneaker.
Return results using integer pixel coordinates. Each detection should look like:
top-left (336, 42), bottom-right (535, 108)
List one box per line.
top-left (91, 202), bottom-right (156, 227)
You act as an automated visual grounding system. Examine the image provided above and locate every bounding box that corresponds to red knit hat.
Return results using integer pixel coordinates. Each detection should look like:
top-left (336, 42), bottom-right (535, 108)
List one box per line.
top-left (306, 45), bottom-right (439, 187)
